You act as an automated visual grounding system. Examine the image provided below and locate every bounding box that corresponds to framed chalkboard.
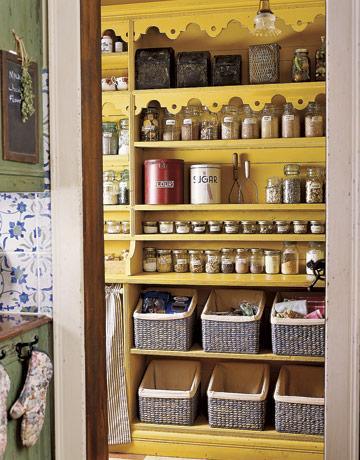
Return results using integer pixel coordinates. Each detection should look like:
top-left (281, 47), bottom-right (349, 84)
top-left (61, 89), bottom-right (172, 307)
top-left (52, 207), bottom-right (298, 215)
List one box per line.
top-left (1, 50), bottom-right (39, 164)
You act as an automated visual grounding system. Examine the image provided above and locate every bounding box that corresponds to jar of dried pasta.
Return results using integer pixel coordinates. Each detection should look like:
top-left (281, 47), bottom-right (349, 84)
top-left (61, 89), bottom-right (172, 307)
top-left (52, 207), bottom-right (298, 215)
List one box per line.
top-left (205, 250), bottom-right (221, 274)
top-left (250, 248), bottom-right (264, 274)
top-left (156, 249), bottom-right (173, 273)
top-left (221, 248), bottom-right (235, 274)
top-left (281, 242), bottom-right (299, 275)
top-left (172, 249), bottom-right (189, 273)
top-left (261, 103), bottom-right (279, 139)
top-left (282, 103), bottom-right (301, 138)
top-left (235, 249), bottom-right (250, 274)
top-left (241, 104), bottom-right (259, 139)
top-left (305, 102), bottom-right (324, 137)
top-left (181, 106), bottom-right (200, 141)
top-left (306, 167), bottom-right (324, 203)
top-left (221, 105), bottom-right (240, 140)
top-left (189, 250), bottom-right (205, 273)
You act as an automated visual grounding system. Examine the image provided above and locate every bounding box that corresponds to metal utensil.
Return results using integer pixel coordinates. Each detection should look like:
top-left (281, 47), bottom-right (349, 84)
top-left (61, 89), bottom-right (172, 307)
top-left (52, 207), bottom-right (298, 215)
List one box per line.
top-left (243, 159), bottom-right (259, 203)
top-left (228, 153), bottom-right (244, 203)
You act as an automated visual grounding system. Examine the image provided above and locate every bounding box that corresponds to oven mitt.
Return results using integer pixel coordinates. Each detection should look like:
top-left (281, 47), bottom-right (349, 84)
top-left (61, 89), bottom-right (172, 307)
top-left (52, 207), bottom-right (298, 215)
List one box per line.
top-left (0, 364), bottom-right (11, 459)
top-left (10, 351), bottom-right (53, 447)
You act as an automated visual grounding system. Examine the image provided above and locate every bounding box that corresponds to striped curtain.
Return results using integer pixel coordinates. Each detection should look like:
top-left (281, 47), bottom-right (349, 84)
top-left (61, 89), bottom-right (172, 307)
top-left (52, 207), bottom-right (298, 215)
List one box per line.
top-left (105, 284), bottom-right (131, 445)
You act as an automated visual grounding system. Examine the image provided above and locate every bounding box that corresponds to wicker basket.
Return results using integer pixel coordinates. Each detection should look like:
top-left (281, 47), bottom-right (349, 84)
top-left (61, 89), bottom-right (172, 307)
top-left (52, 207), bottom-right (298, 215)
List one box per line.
top-left (274, 365), bottom-right (324, 435)
top-left (138, 360), bottom-right (201, 425)
top-left (201, 289), bottom-right (265, 353)
top-left (207, 362), bottom-right (270, 430)
top-left (248, 44), bottom-right (280, 84)
top-left (134, 288), bottom-right (197, 351)
top-left (271, 292), bottom-right (325, 357)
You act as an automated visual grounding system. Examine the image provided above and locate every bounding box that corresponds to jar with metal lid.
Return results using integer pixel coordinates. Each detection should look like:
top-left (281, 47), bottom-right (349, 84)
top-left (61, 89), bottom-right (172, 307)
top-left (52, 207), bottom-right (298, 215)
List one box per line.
top-left (172, 249), bottom-right (189, 273)
top-left (292, 49), bottom-right (311, 82)
top-left (191, 221), bottom-right (206, 234)
top-left (102, 122), bottom-right (118, 155)
top-left (141, 108), bottom-right (160, 141)
top-left (242, 220), bottom-right (258, 234)
top-left (205, 250), bottom-right (221, 274)
top-left (208, 221), bottom-right (223, 234)
top-left (221, 248), bottom-right (235, 274)
top-left (224, 220), bottom-right (240, 234)
top-left (281, 242), bottom-right (299, 275)
top-left (101, 29), bottom-right (115, 53)
top-left (107, 221), bottom-right (121, 234)
top-left (306, 242), bottom-right (325, 275)
top-left (156, 249), bottom-right (173, 273)
top-left (261, 104), bottom-right (279, 139)
top-left (162, 109), bottom-right (180, 141)
top-left (283, 164), bottom-right (301, 204)
top-left (306, 167), bottom-right (324, 203)
top-left (175, 221), bottom-right (191, 234)
top-left (305, 102), bottom-right (324, 137)
top-left (143, 221), bottom-right (158, 234)
top-left (275, 220), bottom-right (291, 234)
top-left (159, 221), bottom-right (174, 234)
top-left (293, 220), bottom-right (308, 234)
top-left (265, 177), bottom-right (282, 204)
top-left (181, 106), bottom-right (200, 141)
top-left (310, 220), bottom-right (325, 234)
top-left (315, 36), bottom-right (326, 81)
top-left (241, 104), bottom-right (259, 139)
top-left (189, 250), bottom-right (205, 273)
top-left (258, 221), bottom-right (274, 234)
top-left (200, 106), bottom-right (219, 140)
top-left (122, 221), bottom-right (130, 234)
top-left (118, 118), bottom-right (129, 157)
top-left (118, 169), bottom-right (129, 205)
top-left (235, 249), bottom-right (250, 274)
top-left (143, 247), bottom-right (157, 272)
top-left (264, 249), bottom-right (281, 274)
top-left (282, 103), bottom-right (301, 138)
top-left (103, 170), bottom-right (118, 205)
top-left (221, 105), bottom-right (240, 140)
top-left (250, 248), bottom-right (264, 274)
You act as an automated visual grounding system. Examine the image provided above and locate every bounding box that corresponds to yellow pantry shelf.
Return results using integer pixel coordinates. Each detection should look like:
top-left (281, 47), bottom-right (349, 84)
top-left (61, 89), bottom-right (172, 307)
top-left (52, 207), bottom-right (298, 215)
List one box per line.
top-left (134, 204), bottom-right (326, 212)
top-left (103, 205), bottom-right (130, 212)
top-left (102, 155), bottom-right (129, 169)
top-left (136, 233), bottom-right (326, 242)
top-left (104, 234), bottom-right (131, 241)
top-left (101, 52), bottom-right (128, 71)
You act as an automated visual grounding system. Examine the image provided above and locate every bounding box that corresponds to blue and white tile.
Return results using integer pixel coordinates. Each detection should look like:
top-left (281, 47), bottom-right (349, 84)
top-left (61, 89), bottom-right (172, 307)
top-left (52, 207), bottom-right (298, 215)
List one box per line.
top-left (36, 191), bottom-right (52, 252)
top-left (37, 253), bottom-right (53, 315)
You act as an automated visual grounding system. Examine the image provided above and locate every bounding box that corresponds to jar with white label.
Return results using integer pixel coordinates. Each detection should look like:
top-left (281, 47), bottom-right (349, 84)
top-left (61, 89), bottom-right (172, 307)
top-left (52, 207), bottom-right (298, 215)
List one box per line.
top-left (242, 220), bottom-right (258, 234)
top-left (141, 108), bottom-right (160, 142)
top-left (175, 221), bottom-right (191, 234)
top-left (190, 164), bottom-right (221, 204)
top-left (275, 220), bottom-right (291, 234)
top-left (258, 221), bottom-right (274, 234)
top-left (293, 220), bottom-right (308, 234)
top-left (143, 221), bottom-right (158, 234)
top-left (250, 248), bottom-right (264, 274)
top-left (103, 170), bottom-right (118, 205)
top-left (282, 103), bottom-right (301, 138)
top-left (118, 118), bottom-right (129, 157)
top-left (264, 249), bottom-right (281, 274)
top-left (221, 105), bottom-right (240, 140)
top-left (305, 102), bottom-right (324, 137)
top-left (162, 109), bottom-right (180, 141)
top-left (235, 249), bottom-right (250, 274)
top-left (101, 31), bottom-right (114, 53)
top-left (306, 167), bottom-right (324, 203)
top-left (310, 220), bottom-right (325, 234)
top-left (265, 177), bottom-right (282, 204)
top-left (224, 220), bottom-right (240, 234)
top-left (156, 249), bottom-right (173, 273)
top-left (143, 247), bottom-right (157, 272)
top-left (172, 249), bottom-right (189, 273)
top-left (181, 106), bottom-right (200, 140)
top-left (159, 221), bottom-right (174, 234)
top-left (107, 221), bottom-right (121, 234)
top-left (191, 221), bottom-right (206, 234)
top-left (208, 221), bottom-right (223, 234)
top-left (122, 221), bottom-right (130, 234)
top-left (281, 242), bottom-right (299, 275)
top-left (205, 250), bottom-right (221, 274)
top-left (221, 248), bottom-right (235, 273)
top-left (306, 242), bottom-right (325, 274)
top-left (200, 106), bottom-right (219, 140)
top-left (241, 104), bottom-right (259, 139)
top-left (102, 122), bottom-right (118, 155)
top-left (189, 250), bottom-right (205, 273)
top-left (283, 164), bottom-right (301, 204)
top-left (261, 104), bottom-right (279, 139)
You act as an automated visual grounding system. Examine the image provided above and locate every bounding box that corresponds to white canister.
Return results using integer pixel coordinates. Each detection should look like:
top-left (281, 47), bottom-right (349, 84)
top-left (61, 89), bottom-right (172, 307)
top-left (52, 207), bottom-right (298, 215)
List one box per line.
top-left (190, 164), bottom-right (221, 204)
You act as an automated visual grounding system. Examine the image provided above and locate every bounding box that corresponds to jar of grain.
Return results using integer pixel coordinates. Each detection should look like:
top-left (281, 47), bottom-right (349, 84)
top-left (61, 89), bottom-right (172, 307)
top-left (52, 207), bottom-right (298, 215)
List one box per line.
top-left (241, 104), bottom-right (259, 139)
top-left (275, 220), bottom-right (291, 234)
top-left (224, 220), bottom-right (240, 234)
top-left (141, 108), bottom-right (160, 141)
top-left (305, 102), bottom-right (324, 137)
top-left (205, 250), bottom-right (221, 274)
top-left (143, 221), bottom-right (158, 234)
top-left (200, 106), bottom-right (219, 140)
top-left (242, 220), bottom-right (258, 234)
top-left (156, 249), bottom-right (173, 273)
top-left (281, 242), bottom-right (299, 275)
top-left (235, 249), bottom-right (250, 274)
top-left (221, 248), bottom-right (235, 274)
top-left (175, 221), bottom-right (191, 234)
top-left (261, 103), bottom-right (279, 139)
top-left (143, 247), bottom-right (157, 272)
top-left (181, 106), bottom-right (200, 141)
top-left (162, 109), bottom-right (180, 141)
top-left (172, 249), bottom-right (189, 273)
top-left (159, 221), bottom-right (174, 234)
top-left (258, 221), bottom-right (274, 234)
top-left (191, 221), bottom-right (207, 234)
top-left (189, 250), bottom-right (205, 273)
top-left (292, 49), bottom-right (311, 82)
top-left (306, 167), bottom-right (324, 203)
top-left (310, 220), bottom-right (325, 234)
top-left (306, 242), bottom-right (325, 274)
top-left (264, 249), bottom-right (281, 274)
top-left (282, 103), bottom-right (300, 138)
top-left (221, 105), bottom-right (240, 140)
top-left (250, 248), bottom-right (264, 274)
top-left (265, 177), bottom-right (282, 204)
top-left (208, 220), bottom-right (223, 234)
top-left (283, 164), bottom-right (301, 204)
top-left (293, 220), bottom-right (308, 234)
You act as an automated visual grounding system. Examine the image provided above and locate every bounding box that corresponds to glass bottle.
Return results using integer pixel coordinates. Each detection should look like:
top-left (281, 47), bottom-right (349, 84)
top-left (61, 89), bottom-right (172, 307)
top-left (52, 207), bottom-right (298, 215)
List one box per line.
top-left (159, 221), bottom-right (174, 234)
top-left (141, 107), bottom-right (160, 141)
top-left (310, 220), bottom-right (325, 234)
top-left (292, 49), bottom-right (311, 82)
top-left (306, 167), bottom-right (324, 203)
top-left (200, 106), bottom-right (219, 140)
top-left (175, 221), bottom-right (191, 234)
top-left (221, 248), bottom-right (235, 273)
top-left (265, 177), bottom-right (282, 204)
top-left (258, 220), bottom-right (274, 234)
top-left (224, 220), bottom-right (240, 234)
top-left (235, 249), bottom-right (250, 274)
top-left (221, 105), bottom-right (240, 140)
top-left (306, 242), bottom-right (325, 275)
top-left (189, 250), bottom-right (205, 273)
top-left (264, 250), bottom-right (281, 274)
top-left (181, 106), bottom-right (200, 141)
top-left (283, 164), bottom-right (301, 204)
top-left (241, 104), bottom-right (259, 139)
top-left (315, 36), bottom-right (326, 82)
top-left (118, 118), bottom-right (129, 157)
top-left (293, 220), bottom-right (308, 234)
top-left (281, 242), bottom-right (299, 275)
top-left (102, 122), bottom-right (118, 155)
top-left (143, 221), bottom-right (158, 234)
top-left (106, 221), bottom-right (121, 234)
top-left (305, 102), bottom-right (324, 137)
top-left (261, 103), bottom-right (279, 139)
top-left (156, 249), bottom-right (173, 273)
top-left (143, 247), bottom-right (157, 272)
top-left (282, 103), bottom-right (300, 138)
top-left (118, 169), bottom-right (129, 205)
top-left (275, 220), bottom-right (291, 234)
top-left (208, 220), bottom-right (223, 234)
top-left (103, 170), bottom-right (118, 205)
top-left (172, 249), bottom-right (189, 273)
top-left (122, 221), bottom-right (130, 234)
top-left (205, 250), bottom-right (221, 274)
top-left (191, 221), bottom-right (207, 234)
top-left (162, 109), bottom-right (180, 141)
top-left (242, 220), bottom-right (258, 234)
top-left (250, 248), bottom-right (264, 274)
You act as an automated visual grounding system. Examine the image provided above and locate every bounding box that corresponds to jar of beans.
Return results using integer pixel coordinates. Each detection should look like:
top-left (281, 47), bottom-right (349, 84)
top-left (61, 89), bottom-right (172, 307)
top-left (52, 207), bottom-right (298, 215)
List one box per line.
top-left (305, 102), bottom-right (324, 137)
top-left (221, 248), bottom-right (235, 273)
top-left (224, 220), bottom-right (240, 234)
top-left (156, 249), bottom-right (173, 273)
top-left (200, 106), bottom-right (219, 140)
top-left (293, 220), bottom-right (308, 234)
top-left (241, 104), bottom-right (259, 139)
top-left (162, 109), bottom-right (180, 141)
top-left (242, 220), bottom-right (258, 234)
top-left (172, 249), bottom-right (189, 273)
top-left (205, 250), bottom-right (221, 274)
top-left (283, 164), bottom-right (301, 204)
top-left (208, 220), bottom-right (223, 234)
top-left (292, 49), bottom-right (311, 82)
top-left (221, 105), bottom-right (240, 140)
top-left (282, 103), bottom-right (300, 138)
top-left (275, 220), bottom-right (291, 234)
top-left (235, 248), bottom-right (250, 274)
top-left (189, 250), bottom-right (205, 273)
top-left (258, 220), bottom-right (274, 234)
top-left (261, 103), bottom-right (279, 139)
top-left (250, 248), bottom-right (264, 274)
top-left (265, 177), bottom-right (282, 204)
top-left (306, 167), bottom-right (324, 203)
top-left (141, 108), bottom-right (160, 141)
top-left (181, 106), bottom-right (200, 140)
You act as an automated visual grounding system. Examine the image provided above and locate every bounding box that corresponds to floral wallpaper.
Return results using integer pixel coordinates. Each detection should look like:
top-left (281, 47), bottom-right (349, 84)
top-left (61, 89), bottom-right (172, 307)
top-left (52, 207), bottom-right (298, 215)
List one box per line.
top-left (0, 70), bottom-right (52, 315)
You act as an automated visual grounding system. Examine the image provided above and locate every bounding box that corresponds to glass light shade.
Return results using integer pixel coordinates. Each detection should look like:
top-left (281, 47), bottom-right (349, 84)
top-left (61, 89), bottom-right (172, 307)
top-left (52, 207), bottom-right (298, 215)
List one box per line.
top-left (254, 12), bottom-right (281, 36)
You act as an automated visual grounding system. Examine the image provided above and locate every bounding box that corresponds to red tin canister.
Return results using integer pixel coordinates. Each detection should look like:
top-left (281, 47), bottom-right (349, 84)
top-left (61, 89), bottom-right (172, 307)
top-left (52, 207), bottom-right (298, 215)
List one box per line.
top-left (144, 159), bottom-right (184, 204)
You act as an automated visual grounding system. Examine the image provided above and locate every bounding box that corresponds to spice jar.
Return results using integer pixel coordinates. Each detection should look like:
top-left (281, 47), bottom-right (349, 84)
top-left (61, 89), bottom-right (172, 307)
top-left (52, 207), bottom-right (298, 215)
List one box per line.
top-left (143, 247), bottom-right (157, 272)
top-left (221, 105), bottom-right (240, 140)
top-left (281, 242), bottom-right (299, 275)
top-left (141, 108), bottom-right (160, 141)
top-left (162, 109), bottom-right (180, 141)
top-left (200, 106), bottom-right (219, 140)
top-left (261, 104), bottom-right (279, 139)
top-left (306, 242), bottom-right (325, 274)
top-left (264, 250), bottom-right (281, 274)
top-left (305, 102), bottom-right (324, 137)
top-left (258, 221), bottom-right (274, 234)
top-left (175, 221), bottom-right (191, 234)
top-left (102, 122), bottom-right (118, 155)
top-left (156, 249), bottom-right (173, 273)
top-left (107, 221), bottom-right (121, 234)
top-left (250, 248), bottom-right (264, 274)
top-left (282, 103), bottom-right (301, 138)
top-left (172, 249), bottom-right (189, 273)
top-left (101, 29), bottom-right (115, 53)
top-left (143, 221), bottom-right (158, 234)
top-left (221, 248), bottom-right (235, 274)
top-left (189, 250), bottom-right (205, 273)
top-left (118, 119), bottom-right (129, 157)
top-left (316, 36), bottom-right (326, 81)
top-left (241, 104), bottom-right (259, 139)
top-left (208, 221), bottom-right (223, 234)
top-left (205, 250), bottom-right (221, 274)
top-left (283, 164), bottom-right (301, 204)
top-left (310, 220), bottom-right (325, 234)
top-left (292, 49), bottom-right (311, 82)
top-left (122, 221), bottom-right (130, 234)
top-left (235, 249), bottom-right (250, 274)
top-left (224, 220), bottom-right (240, 234)
top-left (275, 220), bottom-right (291, 234)
top-left (242, 220), bottom-right (258, 234)
top-left (293, 220), bottom-right (308, 234)
top-left (265, 177), bottom-right (282, 204)
top-left (191, 221), bottom-right (206, 234)
top-left (118, 169), bottom-right (129, 205)
top-left (159, 221), bottom-right (174, 234)
top-left (306, 167), bottom-right (324, 203)
top-left (181, 106), bottom-right (200, 141)
top-left (103, 170), bottom-right (118, 205)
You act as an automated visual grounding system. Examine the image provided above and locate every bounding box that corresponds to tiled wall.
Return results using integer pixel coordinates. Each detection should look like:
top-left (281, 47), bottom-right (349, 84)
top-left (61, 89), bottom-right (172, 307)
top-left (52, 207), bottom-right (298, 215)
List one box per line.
top-left (0, 71), bottom-right (52, 315)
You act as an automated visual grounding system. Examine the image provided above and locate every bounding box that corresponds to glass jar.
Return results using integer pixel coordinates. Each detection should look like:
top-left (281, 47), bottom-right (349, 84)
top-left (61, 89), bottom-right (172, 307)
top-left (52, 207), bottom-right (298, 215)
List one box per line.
top-left (143, 221), bottom-right (158, 234)
top-left (224, 220), bottom-right (240, 234)
top-left (208, 221), bottom-right (223, 234)
top-left (118, 119), bottom-right (129, 157)
top-left (281, 242), bottom-right (299, 275)
top-left (242, 220), bottom-right (258, 234)
top-left (258, 221), bottom-right (274, 234)
top-left (172, 249), bottom-right (189, 273)
top-left (118, 169), bottom-right (129, 205)
top-left (275, 220), bottom-right (291, 234)
top-left (181, 106), bottom-right (200, 141)
top-left (282, 103), bottom-right (301, 138)
top-left (106, 221), bottom-right (121, 234)
top-left (143, 247), bottom-right (157, 272)
top-left (315, 36), bottom-right (326, 82)
top-left (293, 220), bottom-right (308, 234)
top-left (306, 242), bottom-right (325, 275)
top-left (310, 220), bottom-right (325, 234)
top-left (191, 221), bottom-right (206, 234)
top-left (292, 49), bottom-right (311, 82)
top-left (264, 249), bottom-right (281, 274)
top-left (102, 122), bottom-right (118, 155)
top-left (141, 108), bottom-right (160, 142)
top-left (122, 221), bottom-right (130, 234)
top-left (205, 250), bottom-right (221, 274)
top-left (283, 164), bottom-right (301, 204)
top-left (156, 249), bottom-right (173, 273)
top-left (175, 221), bottom-right (191, 234)
top-left (235, 249), bottom-right (250, 274)
top-left (221, 105), bottom-right (240, 140)
top-left (241, 104), bottom-right (259, 139)
top-left (306, 167), bottom-right (324, 203)
top-left (189, 250), bottom-right (205, 273)
top-left (305, 102), bottom-right (324, 137)
top-left (200, 106), bottom-right (219, 140)
top-left (261, 103), bottom-right (279, 139)
top-left (250, 248), bottom-right (264, 274)
top-left (221, 248), bottom-right (235, 274)
top-left (265, 177), bottom-right (282, 204)
top-left (103, 170), bottom-right (118, 205)
top-left (159, 221), bottom-right (174, 234)
top-left (162, 109), bottom-right (180, 141)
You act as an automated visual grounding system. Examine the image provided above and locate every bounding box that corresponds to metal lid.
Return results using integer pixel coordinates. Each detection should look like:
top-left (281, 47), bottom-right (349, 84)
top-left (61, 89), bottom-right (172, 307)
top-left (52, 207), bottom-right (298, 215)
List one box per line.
top-left (172, 249), bottom-right (188, 254)
top-left (191, 221), bottom-right (206, 225)
top-left (250, 248), bottom-right (264, 253)
top-left (159, 221), bottom-right (174, 224)
top-left (156, 249), bottom-right (171, 254)
top-left (310, 220), bottom-right (325, 225)
top-left (293, 220), bottom-right (308, 224)
top-left (221, 248), bottom-right (234, 253)
top-left (188, 249), bottom-right (204, 254)
top-left (275, 220), bottom-right (290, 224)
top-left (175, 220), bottom-right (191, 225)
top-left (264, 249), bottom-right (280, 255)
top-left (208, 220), bottom-right (223, 225)
top-left (143, 221), bottom-right (157, 226)
top-left (258, 220), bottom-right (273, 225)
top-left (236, 248), bottom-right (249, 254)
top-left (295, 48), bottom-right (309, 53)
top-left (205, 249), bottom-right (220, 254)
top-left (242, 220), bottom-right (257, 224)
top-left (107, 220), bottom-right (121, 225)
top-left (144, 159), bottom-right (184, 165)
top-left (144, 247), bottom-right (156, 251)
top-left (284, 163), bottom-right (301, 175)
top-left (190, 164), bottom-right (221, 169)
top-left (224, 220), bottom-right (239, 224)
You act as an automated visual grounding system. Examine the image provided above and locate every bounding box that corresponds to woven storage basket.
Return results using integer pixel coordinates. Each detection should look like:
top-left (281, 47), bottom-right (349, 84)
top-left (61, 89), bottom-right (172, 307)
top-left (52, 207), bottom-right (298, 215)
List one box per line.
top-left (274, 365), bottom-right (324, 435)
top-left (271, 292), bottom-right (325, 357)
top-left (134, 288), bottom-right (197, 351)
top-left (138, 360), bottom-right (201, 425)
top-left (207, 362), bottom-right (270, 430)
top-left (201, 289), bottom-right (265, 353)
top-left (248, 44), bottom-right (280, 84)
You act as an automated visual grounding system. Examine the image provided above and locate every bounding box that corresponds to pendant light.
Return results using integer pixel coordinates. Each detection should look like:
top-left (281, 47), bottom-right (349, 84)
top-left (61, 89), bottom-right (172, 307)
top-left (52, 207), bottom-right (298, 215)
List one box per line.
top-left (253, 0), bottom-right (281, 36)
